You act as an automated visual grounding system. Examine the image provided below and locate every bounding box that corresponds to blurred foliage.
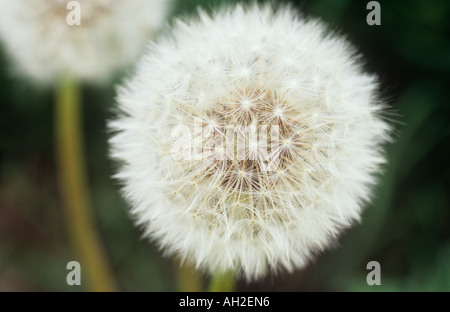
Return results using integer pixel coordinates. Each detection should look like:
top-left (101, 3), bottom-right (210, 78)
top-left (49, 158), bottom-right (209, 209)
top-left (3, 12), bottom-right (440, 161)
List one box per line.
top-left (0, 0), bottom-right (449, 291)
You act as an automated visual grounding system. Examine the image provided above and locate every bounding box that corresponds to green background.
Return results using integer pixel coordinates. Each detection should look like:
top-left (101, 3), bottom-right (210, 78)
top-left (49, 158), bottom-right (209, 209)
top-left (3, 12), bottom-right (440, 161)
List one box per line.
top-left (0, 0), bottom-right (449, 291)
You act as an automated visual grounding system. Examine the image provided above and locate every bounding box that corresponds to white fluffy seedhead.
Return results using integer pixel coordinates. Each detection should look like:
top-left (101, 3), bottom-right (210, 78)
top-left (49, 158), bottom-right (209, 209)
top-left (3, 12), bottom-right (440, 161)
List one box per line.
top-left (110, 4), bottom-right (391, 280)
top-left (0, 0), bottom-right (171, 83)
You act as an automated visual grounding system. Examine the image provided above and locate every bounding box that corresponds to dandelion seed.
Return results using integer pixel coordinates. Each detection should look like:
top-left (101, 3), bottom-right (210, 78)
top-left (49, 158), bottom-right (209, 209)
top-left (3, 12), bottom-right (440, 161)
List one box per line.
top-left (109, 4), bottom-right (391, 280)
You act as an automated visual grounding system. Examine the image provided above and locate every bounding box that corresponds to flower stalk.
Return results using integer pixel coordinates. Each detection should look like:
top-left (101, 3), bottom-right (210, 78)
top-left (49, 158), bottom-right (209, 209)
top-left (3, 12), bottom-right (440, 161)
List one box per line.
top-left (209, 271), bottom-right (236, 292)
top-left (175, 260), bottom-right (204, 292)
top-left (56, 76), bottom-right (117, 292)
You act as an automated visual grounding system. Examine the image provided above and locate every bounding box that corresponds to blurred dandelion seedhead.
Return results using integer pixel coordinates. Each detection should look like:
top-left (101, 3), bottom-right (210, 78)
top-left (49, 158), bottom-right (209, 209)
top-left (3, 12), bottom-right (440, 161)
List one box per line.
top-left (109, 4), bottom-right (391, 280)
top-left (0, 0), bottom-right (171, 83)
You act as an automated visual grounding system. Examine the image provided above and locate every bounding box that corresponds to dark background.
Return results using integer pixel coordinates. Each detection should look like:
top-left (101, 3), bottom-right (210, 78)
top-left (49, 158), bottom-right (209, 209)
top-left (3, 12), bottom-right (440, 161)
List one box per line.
top-left (0, 0), bottom-right (449, 291)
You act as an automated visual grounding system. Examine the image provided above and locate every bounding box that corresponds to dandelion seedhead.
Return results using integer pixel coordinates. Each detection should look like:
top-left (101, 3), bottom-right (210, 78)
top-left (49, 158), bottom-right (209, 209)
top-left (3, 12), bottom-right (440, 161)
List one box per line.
top-left (109, 4), bottom-right (391, 280)
top-left (0, 0), bottom-right (171, 83)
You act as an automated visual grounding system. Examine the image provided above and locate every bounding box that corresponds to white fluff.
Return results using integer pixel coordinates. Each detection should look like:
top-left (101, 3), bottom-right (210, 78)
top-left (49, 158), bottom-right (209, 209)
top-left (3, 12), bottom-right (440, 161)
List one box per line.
top-left (0, 0), bottom-right (171, 83)
top-left (109, 4), bottom-right (391, 280)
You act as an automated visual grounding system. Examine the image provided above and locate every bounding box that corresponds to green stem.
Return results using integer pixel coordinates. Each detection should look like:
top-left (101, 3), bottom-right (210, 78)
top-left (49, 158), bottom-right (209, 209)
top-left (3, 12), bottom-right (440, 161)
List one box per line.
top-left (208, 271), bottom-right (236, 292)
top-left (56, 76), bottom-right (118, 292)
top-left (175, 260), bottom-right (204, 292)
